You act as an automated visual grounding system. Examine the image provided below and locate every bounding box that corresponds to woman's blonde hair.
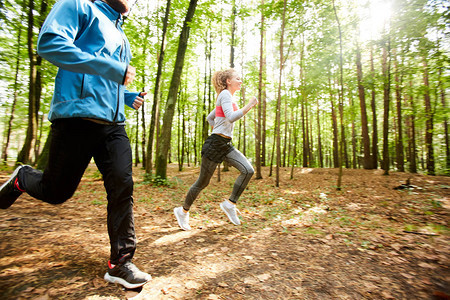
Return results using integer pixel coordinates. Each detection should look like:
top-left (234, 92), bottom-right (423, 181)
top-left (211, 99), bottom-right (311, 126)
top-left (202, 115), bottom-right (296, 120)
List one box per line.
top-left (211, 68), bottom-right (237, 95)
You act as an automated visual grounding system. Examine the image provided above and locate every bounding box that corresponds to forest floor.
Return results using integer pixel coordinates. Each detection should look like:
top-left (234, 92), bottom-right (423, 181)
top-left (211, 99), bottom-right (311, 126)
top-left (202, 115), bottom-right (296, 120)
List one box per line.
top-left (0, 163), bottom-right (449, 300)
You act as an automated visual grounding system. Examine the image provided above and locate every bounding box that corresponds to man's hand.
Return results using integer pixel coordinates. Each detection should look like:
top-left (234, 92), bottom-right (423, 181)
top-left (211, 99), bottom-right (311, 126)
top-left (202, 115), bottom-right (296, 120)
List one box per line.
top-left (133, 92), bottom-right (147, 110)
top-left (123, 65), bottom-right (136, 86)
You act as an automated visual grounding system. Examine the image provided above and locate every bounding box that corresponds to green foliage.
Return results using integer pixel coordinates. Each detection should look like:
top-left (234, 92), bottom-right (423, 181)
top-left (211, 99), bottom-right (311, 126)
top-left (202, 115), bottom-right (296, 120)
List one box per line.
top-left (0, 0), bottom-right (448, 174)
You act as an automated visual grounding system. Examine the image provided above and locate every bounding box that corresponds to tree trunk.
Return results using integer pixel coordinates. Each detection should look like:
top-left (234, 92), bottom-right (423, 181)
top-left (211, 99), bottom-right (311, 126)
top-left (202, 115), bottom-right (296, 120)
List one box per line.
top-left (350, 95), bottom-right (357, 168)
top-left (135, 111), bottom-right (140, 166)
top-left (283, 93), bottom-right (288, 167)
top-left (17, 0), bottom-right (38, 165)
top-left (146, 0), bottom-right (171, 176)
top-left (356, 39), bottom-right (372, 169)
top-left (394, 50), bottom-right (404, 172)
top-left (290, 107), bottom-right (298, 179)
top-left (381, 36), bottom-right (391, 175)
top-left (329, 75), bottom-right (339, 168)
top-left (230, 0), bottom-right (236, 68)
top-left (301, 101), bottom-right (307, 167)
top-left (438, 58), bottom-right (449, 174)
top-left (2, 13), bottom-right (23, 164)
top-left (274, 0), bottom-right (287, 187)
top-left (36, 131), bottom-right (51, 171)
top-left (422, 57), bottom-right (435, 175)
top-left (155, 0), bottom-right (197, 180)
top-left (254, 0), bottom-right (265, 179)
top-left (332, 0), bottom-right (344, 190)
top-left (316, 98), bottom-right (323, 168)
top-left (406, 80), bottom-right (417, 173)
top-left (370, 45), bottom-right (378, 169)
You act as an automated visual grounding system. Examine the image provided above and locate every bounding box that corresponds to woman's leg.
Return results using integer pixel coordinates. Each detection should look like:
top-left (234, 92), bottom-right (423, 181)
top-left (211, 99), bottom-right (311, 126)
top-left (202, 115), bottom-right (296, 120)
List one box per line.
top-left (223, 148), bottom-right (254, 203)
top-left (183, 156), bottom-right (218, 211)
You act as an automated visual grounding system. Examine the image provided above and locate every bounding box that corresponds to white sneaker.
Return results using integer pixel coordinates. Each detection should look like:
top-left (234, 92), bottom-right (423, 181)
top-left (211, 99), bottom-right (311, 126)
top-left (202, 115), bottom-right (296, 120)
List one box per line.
top-left (220, 200), bottom-right (241, 225)
top-left (174, 207), bottom-right (191, 231)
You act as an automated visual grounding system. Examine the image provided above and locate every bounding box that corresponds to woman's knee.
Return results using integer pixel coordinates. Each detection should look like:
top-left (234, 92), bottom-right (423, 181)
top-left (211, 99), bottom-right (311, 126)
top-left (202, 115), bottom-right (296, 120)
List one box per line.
top-left (241, 165), bottom-right (254, 177)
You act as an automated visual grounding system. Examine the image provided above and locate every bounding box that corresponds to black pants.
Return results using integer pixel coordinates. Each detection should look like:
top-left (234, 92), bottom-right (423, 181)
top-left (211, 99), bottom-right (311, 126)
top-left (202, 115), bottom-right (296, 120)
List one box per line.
top-left (18, 118), bottom-right (136, 264)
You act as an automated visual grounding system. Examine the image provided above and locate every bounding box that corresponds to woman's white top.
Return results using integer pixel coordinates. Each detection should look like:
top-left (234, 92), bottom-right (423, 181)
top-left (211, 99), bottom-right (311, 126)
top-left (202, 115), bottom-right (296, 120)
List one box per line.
top-left (207, 89), bottom-right (244, 139)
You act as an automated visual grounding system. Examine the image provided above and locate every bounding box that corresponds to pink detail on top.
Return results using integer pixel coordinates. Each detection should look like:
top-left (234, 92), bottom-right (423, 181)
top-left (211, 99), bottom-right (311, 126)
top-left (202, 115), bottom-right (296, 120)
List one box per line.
top-left (216, 102), bottom-right (238, 117)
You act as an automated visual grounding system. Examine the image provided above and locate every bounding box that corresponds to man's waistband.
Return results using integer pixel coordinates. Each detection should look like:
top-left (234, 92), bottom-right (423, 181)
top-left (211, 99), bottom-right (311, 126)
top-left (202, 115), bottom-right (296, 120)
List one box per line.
top-left (82, 118), bottom-right (126, 126)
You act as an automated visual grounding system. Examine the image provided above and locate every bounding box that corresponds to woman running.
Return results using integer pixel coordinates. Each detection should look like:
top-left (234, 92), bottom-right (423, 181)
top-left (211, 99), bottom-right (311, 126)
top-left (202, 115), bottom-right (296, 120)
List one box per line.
top-left (174, 68), bottom-right (258, 230)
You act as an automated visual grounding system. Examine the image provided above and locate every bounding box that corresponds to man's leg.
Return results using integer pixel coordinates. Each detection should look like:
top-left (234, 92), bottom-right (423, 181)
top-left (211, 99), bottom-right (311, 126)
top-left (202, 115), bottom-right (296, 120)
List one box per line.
top-left (18, 119), bottom-right (93, 204)
top-left (95, 125), bottom-right (150, 288)
top-left (93, 125), bottom-right (136, 263)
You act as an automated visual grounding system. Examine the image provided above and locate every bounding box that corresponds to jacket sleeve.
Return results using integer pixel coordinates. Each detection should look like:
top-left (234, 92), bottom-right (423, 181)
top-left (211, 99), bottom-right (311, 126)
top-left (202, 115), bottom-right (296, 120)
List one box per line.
top-left (124, 90), bottom-right (140, 109)
top-left (37, 0), bottom-right (127, 84)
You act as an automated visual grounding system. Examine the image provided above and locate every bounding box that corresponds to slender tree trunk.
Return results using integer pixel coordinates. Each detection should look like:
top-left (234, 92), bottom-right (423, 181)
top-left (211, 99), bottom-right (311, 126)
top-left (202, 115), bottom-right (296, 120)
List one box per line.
top-left (274, 0), bottom-right (287, 187)
top-left (350, 95), bottom-right (357, 168)
top-left (2, 14), bottom-right (23, 164)
top-left (333, 0), bottom-right (344, 189)
top-left (242, 86), bottom-right (247, 156)
top-left (394, 50), bottom-right (404, 172)
top-left (406, 80), bottom-right (417, 173)
top-left (155, 0), bottom-right (197, 180)
top-left (255, 0), bottom-right (265, 179)
top-left (230, 0), bottom-right (236, 68)
top-left (370, 46), bottom-right (378, 169)
top-left (422, 57), bottom-right (435, 175)
top-left (262, 79), bottom-right (267, 167)
top-left (17, 0), bottom-right (38, 165)
top-left (306, 105), bottom-right (314, 168)
top-left (381, 36), bottom-right (391, 175)
top-left (301, 101), bottom-right (307, 167)
top-left (290, 107), bottom-right (298, 179)
top-left (356, 39), bottom-right (372, 169)
top-left (300, 41), bottom-right (307, 167)
top-left (135, 112), bottom-right (140, 166)
top-left (438, 59), bottom-right (449, 174)
top-left (146, 0), bottom-right (171, 176)
top-left (283, 93), bottom-right (288, 167)
top-left (316, 98), bottom-right (323, 168)
top-left (329, 75), bottom-right (339, 168)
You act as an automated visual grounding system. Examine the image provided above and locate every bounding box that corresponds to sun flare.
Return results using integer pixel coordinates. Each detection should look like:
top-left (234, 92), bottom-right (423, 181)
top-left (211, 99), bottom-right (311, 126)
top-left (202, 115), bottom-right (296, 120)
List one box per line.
top-left (359, 0), bottom-right (393, 41)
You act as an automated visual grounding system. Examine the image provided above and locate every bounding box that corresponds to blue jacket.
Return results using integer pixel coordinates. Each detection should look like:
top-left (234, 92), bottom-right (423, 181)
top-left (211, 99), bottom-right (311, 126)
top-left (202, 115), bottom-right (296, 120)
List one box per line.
top-left (37, 0), bottom-right (139, 123)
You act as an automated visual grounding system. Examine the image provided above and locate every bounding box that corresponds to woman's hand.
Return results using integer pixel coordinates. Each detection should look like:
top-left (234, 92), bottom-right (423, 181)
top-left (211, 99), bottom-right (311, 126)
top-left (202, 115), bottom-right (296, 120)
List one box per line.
top-left (242, 96), bottom-right (258, 115)
top-left (249, 96), bottom-right (258, 108)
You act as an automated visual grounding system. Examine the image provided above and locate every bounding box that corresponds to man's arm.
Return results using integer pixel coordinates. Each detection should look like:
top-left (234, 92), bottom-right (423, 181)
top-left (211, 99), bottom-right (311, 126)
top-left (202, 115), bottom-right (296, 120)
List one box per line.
top-left (37, 0), bottom-right (127, 84)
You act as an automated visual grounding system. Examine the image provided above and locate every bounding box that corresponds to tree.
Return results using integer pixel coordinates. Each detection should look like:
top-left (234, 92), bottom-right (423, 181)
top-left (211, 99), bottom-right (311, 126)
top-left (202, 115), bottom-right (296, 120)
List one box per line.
top-left (332, 0), bottom-right (344, 190)
top-left (146, 0), bottom-right (171, 176)
top-left (381, 34), bottom-right (391, 175)
top-left (275, 0), bottom-right (287, 187)
top-left (155, 0), bottom-right (198, 180)
top-left (17, 0), bottom-right (39, 165)
top-left (355, 33), bottom-right (372, 169)
top-left (422, 56), bottom-right (435, 175)
top-left (254, 0), bottom-right (265, 179)
top-left (2, 9), bottom-right (24, 164)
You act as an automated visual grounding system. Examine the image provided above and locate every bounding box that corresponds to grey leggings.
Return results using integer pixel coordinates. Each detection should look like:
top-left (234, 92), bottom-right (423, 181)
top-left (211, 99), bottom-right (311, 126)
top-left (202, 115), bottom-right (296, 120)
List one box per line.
top-left (183, 148), bottom-right (254, 211)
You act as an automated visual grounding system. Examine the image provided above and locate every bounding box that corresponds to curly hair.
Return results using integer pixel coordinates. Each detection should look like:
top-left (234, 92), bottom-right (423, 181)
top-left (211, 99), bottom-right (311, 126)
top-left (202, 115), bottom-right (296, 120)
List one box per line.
top-left (211, 68), bottom-right (237, 95)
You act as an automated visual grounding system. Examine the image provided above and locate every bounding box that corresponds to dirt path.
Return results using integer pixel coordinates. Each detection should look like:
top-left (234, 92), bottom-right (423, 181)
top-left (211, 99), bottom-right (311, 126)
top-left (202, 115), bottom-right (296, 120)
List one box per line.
top-left (0, 165), bottom-right (449, 299)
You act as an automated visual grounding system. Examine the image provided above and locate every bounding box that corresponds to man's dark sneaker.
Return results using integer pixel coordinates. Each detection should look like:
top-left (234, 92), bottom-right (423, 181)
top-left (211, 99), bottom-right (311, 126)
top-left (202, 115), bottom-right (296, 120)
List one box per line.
top-left (0, 165), bottom-right (25, 209)
top-left (104, 259), bottom-right (151, 289)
